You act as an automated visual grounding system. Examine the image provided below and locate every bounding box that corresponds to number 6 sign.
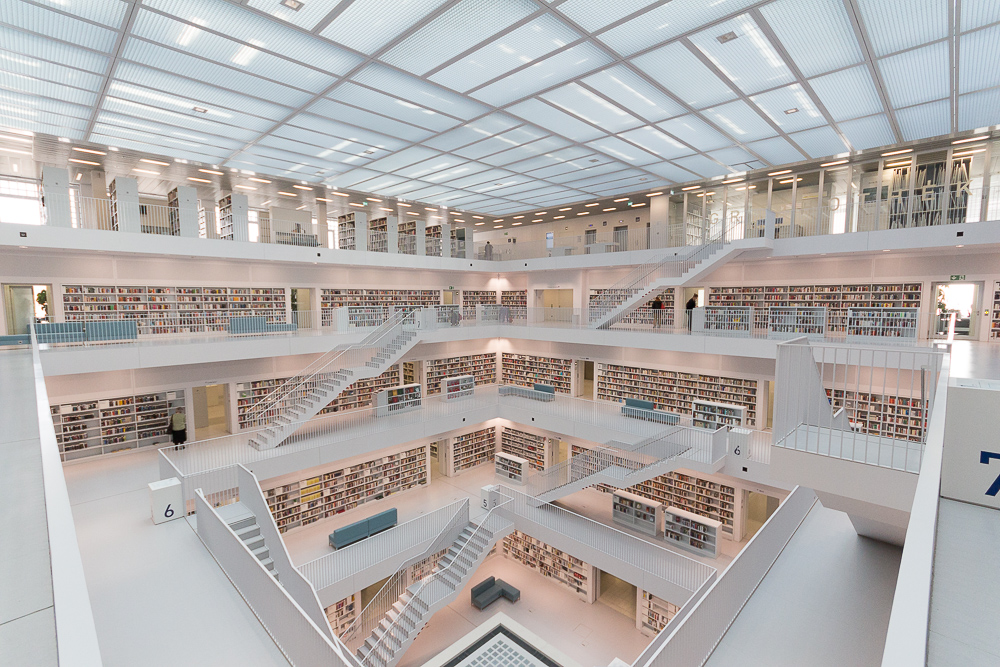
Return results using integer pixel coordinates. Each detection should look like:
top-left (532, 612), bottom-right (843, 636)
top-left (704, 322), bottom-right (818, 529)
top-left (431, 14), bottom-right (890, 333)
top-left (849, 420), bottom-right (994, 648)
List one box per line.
top-left (149, 478), bottom-right (184, 524)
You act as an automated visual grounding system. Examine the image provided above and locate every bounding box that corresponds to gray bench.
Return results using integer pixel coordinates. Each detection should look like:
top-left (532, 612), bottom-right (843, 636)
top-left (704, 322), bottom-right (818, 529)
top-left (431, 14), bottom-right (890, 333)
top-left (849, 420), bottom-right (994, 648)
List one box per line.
top-left (36, 322), bottom-right (86, 343)
top-left (227, 316), bottom-right (298, 335)
top-left (499, 384), bottom-right (556, 402)
top-left (329, 508), bottom-right (397, 549)
top-left (86, 320), bottom-right (138, 342)
top-left (471, 576), bottom-right (520, 610)
top-left (621, 398), bottom-right (680, 424)
top-left (0, 334), bottom-right (30, 347)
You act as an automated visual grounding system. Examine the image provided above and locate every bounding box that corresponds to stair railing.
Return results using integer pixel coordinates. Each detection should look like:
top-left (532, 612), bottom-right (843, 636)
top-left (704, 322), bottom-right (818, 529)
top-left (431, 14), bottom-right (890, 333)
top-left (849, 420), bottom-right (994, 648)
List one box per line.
top-left (244, 307), bottom-right (418, 428)
top-left (358, 497), bottom-right (514, 667)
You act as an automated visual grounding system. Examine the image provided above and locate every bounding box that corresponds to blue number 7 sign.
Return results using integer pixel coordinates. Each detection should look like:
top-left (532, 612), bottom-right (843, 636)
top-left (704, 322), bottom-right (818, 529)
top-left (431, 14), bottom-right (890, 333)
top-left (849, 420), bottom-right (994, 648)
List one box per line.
top-left (980, 451), bottom-right (1000, 496)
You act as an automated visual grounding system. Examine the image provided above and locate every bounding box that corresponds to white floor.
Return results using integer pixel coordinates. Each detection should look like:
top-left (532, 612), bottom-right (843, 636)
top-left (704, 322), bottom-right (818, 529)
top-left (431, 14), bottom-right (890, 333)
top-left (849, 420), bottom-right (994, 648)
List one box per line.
top-left (704, 501), bottom-right (902, 667)
top-left (63, 449), bottom-right (290, 667)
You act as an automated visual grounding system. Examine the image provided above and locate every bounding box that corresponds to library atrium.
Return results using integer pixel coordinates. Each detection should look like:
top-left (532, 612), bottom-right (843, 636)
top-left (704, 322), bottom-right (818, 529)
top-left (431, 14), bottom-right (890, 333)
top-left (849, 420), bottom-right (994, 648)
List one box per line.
top-left (2, 0), bottom-right (1000, 666)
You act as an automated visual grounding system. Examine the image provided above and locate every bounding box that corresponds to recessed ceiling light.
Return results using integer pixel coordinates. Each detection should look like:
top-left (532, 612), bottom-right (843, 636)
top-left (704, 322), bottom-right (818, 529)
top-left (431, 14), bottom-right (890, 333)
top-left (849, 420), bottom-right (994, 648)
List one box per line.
top-left (778, 178), bottom-right (803, 184)
top-left (69, 158), bottom-right (100, 165)
top-left (281, 0), bottom-right (304, 9)
top-left (882, 148), bottom-right (912, 157)
top-left (475, 222), bottom-right (485, 225)
top-left (349, 202), bottom-right (364, 207)
top-left (455, 219), bottom-right (465, 222)
top-left (450, 211), bottom-right (461, 216)
top-left (956, 244), bottom-right (964, 248)
top-left (820, 160), bottom-right (848, 167)
top-left (296, 205), bottom-right (307, 210)
top-left (75, 173), bottom-right (82, 181)
top-left (630, 202), bottom-right (646, 207)
top-left (494, 224), bottom-right (503, 228)
top-left (132, 168), bottom-right (159, 175)
top-left (331, 191), bottom-right (348, 197)
top-left (585, 202), bottom-right (600, 207)
top-left (315, 197), bottom-right (331, 202)
top-left (559, 207), bottom-right (571, 211)
top-left (494, 219), bottom-right (504, 222)
top-left (293, 185), bottom-right (313, 191)
top-left (536, 211), bottom-right (547, 215)
top-left (646, 192), bottom-right (663, 197)
top-left (512, 222), bottom-right (522, 226)
top-left (108, 146), bottom-right (118, 151)
top-left (882, 249), bottom-right (891, 252)
top-left (768, 169), bottom-right (792, 176)
top-left (577, 212), bottom-right (588, 216)
top-left (721, 178), bottom-right (743, 184)
top-left (406, 211), bottom-right (419, 215)
top-left (141, 158), bottom-right (170, 166)
top-left (174, 158), bottom-right (188, 164)
top-left (249, 177), bottom-right (272, 183)
top-left (784, 108), bottom-right (798, 115)
top-left (553, 215), bottom-right (565, 219)
top-left (613, 198), bottom-right (629, 203)
top-left (235, 185), bottom-right (256, 190)
top-left (603, 208), bottom-right (615, 211)
top-left (717, 31), bottom-right (738, 43)
top-left (513, 215), bottom-right (525, 219)
top-left (199, 168), bottom-right (223, 175)
top-left (278, 191), bottom-right (297, 196)
top-left (681, 185), bottom-right (701, 191)
top-left (58, 137), bottom-right (71, 143)
top-left (884, 160), bottom-right (912, 168)
top-left (398, 203), bottom-right (412, 207)
top-left (187, 177), bottom-right (211, 183)
top-left (953, 135), bottom-right (989, 144)
top-left (472, 215), bottom-right (483, 219)
top-left (953, 148), bottom-right (986, 157)
top-left (192, 107), bottom-right (208, 113)
top-left (532, 218), bottom-right (542, 222)
top-left (380, 207), bottom-right (392, 211)
top-left (73, 147), bottom-right (106, 155)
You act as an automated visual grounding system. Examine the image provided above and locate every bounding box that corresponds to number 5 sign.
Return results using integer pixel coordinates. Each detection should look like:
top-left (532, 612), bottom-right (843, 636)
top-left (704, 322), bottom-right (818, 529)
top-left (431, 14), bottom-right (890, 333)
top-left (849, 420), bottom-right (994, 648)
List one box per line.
top-left (941, 379), bottom-right (1000, 510)
top-left (149, 478), bottom-right (184, 524)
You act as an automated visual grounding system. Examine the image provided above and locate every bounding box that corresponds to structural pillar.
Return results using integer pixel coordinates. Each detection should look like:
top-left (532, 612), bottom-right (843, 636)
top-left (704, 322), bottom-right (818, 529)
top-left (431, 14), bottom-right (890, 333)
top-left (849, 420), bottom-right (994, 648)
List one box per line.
top-left (441, 221), bottom-right (451, 258)
top-left (110, 176), bottom-right (141, 233)
top-left (416, 219), bottom-right (426, 256)
top-left (168, 185), bottom-right (199, 237)
top-left (41, 166), bottom-right (71, 227)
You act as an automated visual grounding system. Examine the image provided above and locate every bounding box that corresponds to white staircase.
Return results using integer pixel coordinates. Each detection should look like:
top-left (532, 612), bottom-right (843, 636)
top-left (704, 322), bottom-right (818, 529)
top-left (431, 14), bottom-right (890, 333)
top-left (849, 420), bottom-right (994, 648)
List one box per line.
top-left (218, 502), bottom-right (279, 580)
top-left (356, 513), bottom-right (515, 667)
top-left (248, 309), bottom-right (419, 450)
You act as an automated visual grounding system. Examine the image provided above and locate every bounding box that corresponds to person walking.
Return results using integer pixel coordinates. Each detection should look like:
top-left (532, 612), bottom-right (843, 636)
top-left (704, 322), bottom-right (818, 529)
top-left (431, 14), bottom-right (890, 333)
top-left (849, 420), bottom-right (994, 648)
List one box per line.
top-left (170, 407), bottom-right (187, 450)
top-left (685, 293), bottom-right (698, 331)
top-left (651, 296), bottom-right (664, 329)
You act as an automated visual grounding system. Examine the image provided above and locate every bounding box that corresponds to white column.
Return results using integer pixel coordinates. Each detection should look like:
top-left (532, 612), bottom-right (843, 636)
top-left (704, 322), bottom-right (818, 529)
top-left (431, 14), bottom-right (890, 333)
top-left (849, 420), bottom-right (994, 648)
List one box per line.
top-left (386, 215), bottom-right (399, 253)
top-left (315, 201), bottom-right (329, 248)
top-left (199, 200), bottom-right (219, 239)
top-left (110, 176), bottom-right (141, 233)
top-left (41, 166), bottom-right (71, 227)
top-left (416, 219), bottom-right (426, 256)
top-left (440, 221), bottom-right (451, 258)
top-left (168, 186), bottom-right (199, 237)
top-left (464, 227), bottom-right (474, 259)
top-left (649, 194), bottom-right (668, 249)
top-left (354, 211), bottom-right (368, 250)
top-left (223, 192), bottom-right (250, 242)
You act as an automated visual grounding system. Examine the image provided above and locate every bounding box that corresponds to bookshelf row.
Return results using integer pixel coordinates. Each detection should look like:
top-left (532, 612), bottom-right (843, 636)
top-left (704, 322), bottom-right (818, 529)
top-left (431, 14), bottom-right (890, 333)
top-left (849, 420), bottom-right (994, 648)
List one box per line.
top-left (502, 530), bottom-right (595, 602)
top-left (450, 426), bottom-right (497, 474)
top-left (992, 281), bottom-right (1000, 340)
top-left (638, 590), bottom-right (679, 637)
top-left (501, 353), bottom-right (573, 394)
top-left (337, 212), bottom-right (360, 250)
top-left (495, 452), bottom-right (528, 484)
top-left (325, 593), bottom-right (356, 636)
top-left (501, 291), bottom-right (527, 308)
top-left (597, 363), bottom-right (758, 428)
top-left (664, 506), bottom-right (721, 557)
top-left (590, 288), bottom-right (675, 326)
top-left (826, 388), bottom-right (927, 442)
top-left (320, 289), bottom-right (441, 325)
top-left (261, 445), bottom-right (428, 532)
top-left (50, 389), bottom-right (185, 461)
top-left (500, 427), bottom-right (547, 471)
top-left (425, 353), bottom-right (496, 395)
top-left (462, 290), bottom-right (498, 317)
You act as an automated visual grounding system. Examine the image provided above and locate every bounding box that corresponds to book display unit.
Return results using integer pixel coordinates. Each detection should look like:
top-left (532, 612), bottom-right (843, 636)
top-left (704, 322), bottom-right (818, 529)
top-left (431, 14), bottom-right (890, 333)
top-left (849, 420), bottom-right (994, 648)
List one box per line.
top-left (992, 281), bottom-right (1000, 339)
top-left (262, 445), bottom-right (428, 532)
top-left (425, 353), bottom-right (496, 394)
top-left (442, 375), bottom-right (475, 401)
top-left (462, 290), bottom-right (498, 317)
top-left (692, 400), bottom-right (746, 429)
top-left (590, 288), bottom-right (675, 326)
top-left (398, 218), bottom-right (417, 254)
top-left (62, 284), bottom-right (287, 334)
top-left (637, 590), bottom-right (679, 637)
top-left (846, 307), bottom-right (919, 340)
top-left (500, 427), bottom-right (547, 471)
top-left (337, 212), bottom-right (363, 250)
top-left (448, 426), bottom-right (497, 475)
top-left (375, 383), bottom-right (421, 417)
top-left (501, 290), bottom-right (527, 314)
top-left (51, 390), bottom-right (185, 461)
top-left (502, 353), bottom-right (573, 393)
top-left (664, 506), bottom-right (721, 557)
top-left (597, 363), bottom-right (758, 427)
top-left (826, 388), bottom-right (927, 442)
top-left (320, 289), bottom-right (440, 326)
top-left (709, 283), bottom-right (922, 332)
top-left (409, 549), bottom-right (447, 582)
top-left (612, 490), bottom-right (663, 537)
top-left (495, 452), bottom-right (528, 484)
top-left (502, 531), bottom-right (596, 602)
top-left (326, 593), bottom-right (356, 636)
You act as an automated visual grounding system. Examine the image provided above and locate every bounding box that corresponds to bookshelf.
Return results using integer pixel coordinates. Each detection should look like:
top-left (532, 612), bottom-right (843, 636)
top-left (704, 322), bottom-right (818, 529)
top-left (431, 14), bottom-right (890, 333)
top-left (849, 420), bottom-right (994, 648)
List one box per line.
top-left (664, 506), bottom-right (720, 558)
top-left (325, 593), bottom-right (356, 636)
top-left (500, 427), bottom-right (547, 471)
top-left (708, 283), bottom-right (922, 332)
top-left (218, 193), bottom-right (249, 241)
top-left (337, 212), bottom-right (361, 250)
top-left (992, 281), bottom-right (1000, 340)
top-left (767, 306), bottom-right (826, 339)
top-left (612, 490), bottom-right (663, 537)
top-left (261, 444), bottom-right (428, 532)
top-left (501, 353), bottom-right (573, 394)
top-left (502, 530), bottom-right (595, 602)
top-left (826, 388), bottom-right (927, 442)
top-left (637, 590), bottom-right (679, 637)
top-left (408, 548), bottom-right (447, 582)
top-left (947, 155), bottom-right (972, 225)
top-left (425, 224), bottom-right (442, 256)
top-left (398, 218), bottom-right (417, 254)
top-left (885, 162), bottom-right (911, 229)
top-left (449, 426), bottom-right (496, 475)
top-left (501, 290), bottom-right (527, 319)
top-left (597, 363), bottom-right (757, 428)
top-left (167, 187), bottom-right (182, 236)
top-left (425, 353), bottom-right (496, 394)
top-left (402, 361), bottom-right (417, 385)
top-left (845, 307), bottom-right (919, 340)
top-left (495, 452), bottom-right (528, 484)
top-left (368, 217), bottom-right (388, 252)
top-left (320, 288), bottom-right (440, 326)
top-left (375, 383), bottom-right (421, 417)
top-left (442, 375), bottom-right (475, 401)
top-left (590, 288), bottom-right (675, 327)
top-left (691, 400), bottom-right (746, 429)
top-left (462, 290), bottom-right (498, 318)
top-left (51, 389), bottom-right (185, 461)
top-left (694, 306), bottom-right (753, 335)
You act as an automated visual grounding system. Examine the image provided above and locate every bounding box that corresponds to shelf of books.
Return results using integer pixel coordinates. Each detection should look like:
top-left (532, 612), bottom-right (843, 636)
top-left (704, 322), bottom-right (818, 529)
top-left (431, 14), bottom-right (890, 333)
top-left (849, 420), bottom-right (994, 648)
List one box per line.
top-left (375, 383), bottom-right (421, 417)
top-left (398, 219), bottom-right (417, 255)
top-left (845, 307), bottom-right (919, 340)
top-left (637, 590), bottom-right (680, 637)
top-left (664, 506), bottom-right (720, 557)
top-left (495, 452), bottom-right (528, 484)
top-left (426, 353), bottom-right (496, 394)
top-left (442, 375), bottom-right (475, 401)
top-left (51, 389), bottom-right (185, 461)
top-left (502, 530), bottom-right (595, 602)
top-left (325, 593), bottom-right (357, 636)
top-left (368, 217), bottom-right (388, 252)
top-left (767, 306), bottom-right (827, 339)
top-left (992, 282), bottom-right (1000, 340)
top-left (218, 193), bottom-right (235, 240)
top-left (409, 548), bottom-right (447, 582)
top-left (826, 388), bottom-right (927, 442)
top-left (708, 283), bottom-right (922, 332)
top-left (501, 290), bottom-right (527, 319)
top-left (691, 400), bottom-right (746, 430)
top-left (402, 361), bottom-right (417, 385)
top-left (590, 288), bottom-right (675, 326)
top-left (425, 224), bottom-right (442, 256)
top-left (167, 187), bottom-right (182, 236)
top-left (597, 363), bottom-right (757, 427)
top-left (320, 289), bottom-right (441, 326)
top-left (502, 353), bottom-right (573, 394)
top-left (500, 427), bottom-right (547, 471)
top-left (62, 284), bottom-right (287, 334)
top-left (337, 212), bottom-right (360, 250)
top-left (449, 426), bottom-right (496, 475)
top-left (612, 490), bottom-right (663, 537)
top-left (262, 445), bottom-right (428, 532)
top-left (462, 290), bottom-right (498, 318)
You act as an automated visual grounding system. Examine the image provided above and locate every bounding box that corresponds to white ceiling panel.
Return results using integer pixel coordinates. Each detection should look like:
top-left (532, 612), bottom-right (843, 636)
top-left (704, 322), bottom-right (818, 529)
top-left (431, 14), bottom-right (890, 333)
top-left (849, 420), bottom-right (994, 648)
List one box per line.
top-left (585, 137), bottom-right (659, 166)
top-left (838, 114), bottom-right (895, 150)
top-left (365, 146), bottom-right (442, 173)
top-left (308, 98), bottom-right (436, 142)
top-left (394, 155), bottom-right (467, 179)
top-left (95, 118), bottom-right (237, 156)
top-left (672, 154), bottom-right (727, 178)
top-left (0, 24), bottom-right (108, 73)
top-left (657, 115), bottom-right (732, 152)
top-left (959, 25), bottom-right (1000, 94)
top-left (895, 100), bottom-right (951, 141)
top-left (480, 137), bottom-right (572, 167)
top-left (617, 126), bottom-right (691, 160)
top-left (246, 0), bottom-right (344, 31)
top-left (31, 0), bottom-right (128, 28)
top-left (632, 42), bottom-right (737, 109)
top-left (257, 135), bottom-right (362, 165)
top-left (422, 161), bottom-right (492, 182)
top-left (0, 62), bottom-right (100, 102)
top-left (761, 0), bottom-right (863, 78)
top-left (959, 88), bottom-right (1000, 131)
top-left (92, 128), bottom-right (230, 162)
top-left (100, 96), bottom-right (264, 141)
top-left (351, 64), bottom-right (489, 120)
top-left (787, 125), bottom-right (847, 158)
top-left (638, 162), bottom-right (699, 183)
top-left (581, 66), bottom-right (687, 123)
top-left (541, 83), bottom-right (643, 134)
top-left (878, 41), bottom-right (950, 108)
top-left (0, 1), bottom-right (119, 51)
top-left (745, 136), bottom-right (805, 164)
top-left (689, 14), bottom-right (795, 95)
top-left (857, 0), bottom-right (948, 57)
top-left (707, 146), bottom-right (760, 167)
top-left (809, 65), bottom-right (884, 121)
top-left (270, 128), bottom-right (377, 161)
top-left (321, 0), bottom-right (449, 54)
top-left (749, 84), bottom-right (826, 132)
top-left (328, 168), bottom-right (385, 187)
top-left (546, 161), bottom-right (623, 183)
top-left (472, 42), bottom-right (613, 106)
top-left (700, 100), bottom-right (778, 143)
top-left (424, 126), bottom-right (492, 152)
top-left (556, 0), bottom-right (658, 32)
top-left (507, 98), bottom-right (606, 143)
top-left (284, 114), bottom-right (410, 152)
top-left (961, 0), bottom-right (1000, 31)
top-left (332, 83), bottom-right (462, 132)
top-left (599, 0), bottom-right (760, 56)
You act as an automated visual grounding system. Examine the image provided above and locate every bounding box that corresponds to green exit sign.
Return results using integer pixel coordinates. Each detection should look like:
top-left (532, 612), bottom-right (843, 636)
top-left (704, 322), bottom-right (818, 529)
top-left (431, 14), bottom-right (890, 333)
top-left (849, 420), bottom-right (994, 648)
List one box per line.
top-left (950, 274), bottom-right (966, 281)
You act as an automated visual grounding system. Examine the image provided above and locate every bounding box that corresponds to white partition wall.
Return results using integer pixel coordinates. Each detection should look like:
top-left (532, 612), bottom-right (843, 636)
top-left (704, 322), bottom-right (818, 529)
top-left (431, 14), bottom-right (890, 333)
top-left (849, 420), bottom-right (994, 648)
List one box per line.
top-left (41, 166), bottom-right (72, 228)
top-left (109, 176), bottom-right (140, 233)
top-left (440, 221), bottom-right (451, 258)
top-left (416, 219), bottom-right (426, 256)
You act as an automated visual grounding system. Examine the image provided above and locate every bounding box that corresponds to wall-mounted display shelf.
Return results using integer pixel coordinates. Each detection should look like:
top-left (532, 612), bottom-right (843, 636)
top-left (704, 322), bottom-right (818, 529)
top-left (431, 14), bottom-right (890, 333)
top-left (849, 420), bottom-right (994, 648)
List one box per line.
top-left (320, 289), bottom-right (440, 326)
top-left (51, 390), bottom-right (185, 461)
top-left (502, 353), bottom-right (573, 394)
top-left (442, 375), bottom-right (475, 401)
top-left (495, 452), bottom-right (528, 485)
top-left (708, 283), bottom-right (922, 332)
top-left (637, 590), bottom-right (679, 637)
top-left (426, 353), bottom-right (496, 394)
top-left (262, 445), bottom-right (427, 532)
top-left (826, 388), bottom-right (927, 442)
top-left (845, 307), bottom-right (919, 340)
top-left (692, 400), bottom-right (746, 430)
top-left (664, 506), bottom-right (720, 558)
top-left (500, 427), bottom-right (546, 471)
top-left (325, 593), bottom-right (356, 636)
top-left (590, 288), bottom-right (675, 327)
top-left (612, 490), bottom-right (663, 537)
top-left (462, 290), bottom-right (498, 318)
top-left (502, 531), bottom-right (595, 602)
top-left (597, 363), bottom-right (757, 428)
top-left (767, 306), bottom-right (827, 339)
top-left (449, 426), bottom-right (496, 475)
top-left (375, 383), bottom-right (421, 417)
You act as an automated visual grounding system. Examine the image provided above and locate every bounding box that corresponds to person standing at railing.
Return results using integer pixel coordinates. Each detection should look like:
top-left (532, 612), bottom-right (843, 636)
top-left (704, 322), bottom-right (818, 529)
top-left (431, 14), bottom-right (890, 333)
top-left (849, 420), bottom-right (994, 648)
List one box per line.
top-left (651, 296), bottom-right (664, 328)
top-left (483, 240), bottom-right (493, 260)
top-left (686, 294), bottom-right (698, 331)
top-left (169, 408), bottom-right (187, 450)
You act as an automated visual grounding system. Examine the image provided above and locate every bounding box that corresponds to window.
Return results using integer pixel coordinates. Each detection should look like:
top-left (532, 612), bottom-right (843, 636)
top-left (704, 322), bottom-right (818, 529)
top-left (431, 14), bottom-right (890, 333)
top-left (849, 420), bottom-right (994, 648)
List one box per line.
top-left (0, 178), bottom-right (42, 225)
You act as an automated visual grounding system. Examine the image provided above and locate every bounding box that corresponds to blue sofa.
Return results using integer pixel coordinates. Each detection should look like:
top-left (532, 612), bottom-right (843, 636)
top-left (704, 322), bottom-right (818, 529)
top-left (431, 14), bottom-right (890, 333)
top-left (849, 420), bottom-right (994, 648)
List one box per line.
top-left (227, 316), bottom-right (297, 335)
top-left (86, 320), bottom-right (138, 342)
top-left (329, 508), bottom-right (397, 549)
top-left (471, 576), bottom-right (520, 610)
top-left (35, 322), bottom-right (86, 343)
top-left (0, 334), bottom-right (30, 347)
top-left (621, 397), bottom-right (680, 424)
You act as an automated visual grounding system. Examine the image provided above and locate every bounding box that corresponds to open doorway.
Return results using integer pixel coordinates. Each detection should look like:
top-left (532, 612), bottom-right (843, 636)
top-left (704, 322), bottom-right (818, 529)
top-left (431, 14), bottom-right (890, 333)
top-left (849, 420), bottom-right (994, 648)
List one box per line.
top-left (3, 284), bottom-right (51, 334)
top-left (291, 287), bottom-right (313, 328)
top-left (192, 383), bottom-right (230, 440)
top-left (931, 281), bottom-right (982, 339)
top-left (744, 491), bottom-right (780, 540)
top-left (597, 570), bottom-right (637, 619)
top-left (442, 290), bottom-right (459, 305)
top-left (534, 288), bottom-right (573, 323)
top-left (576, 360), bottom-right (595, 399)
top-left (681, 286), bottom-right (704, 330)
top-left (430, 438), bottom-right (448, 479)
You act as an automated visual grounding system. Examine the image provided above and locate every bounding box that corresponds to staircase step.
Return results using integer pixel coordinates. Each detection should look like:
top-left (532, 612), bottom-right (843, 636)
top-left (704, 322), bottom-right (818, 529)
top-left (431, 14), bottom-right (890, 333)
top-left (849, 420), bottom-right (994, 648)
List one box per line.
top-left (251, 544), bottom-right (270, 561)
top-left (243, 534), bottom-right (265, 551)
top-left (234, 524), bottom-right (260, 540)
top-left (261, 557), bottom-right (275, 571)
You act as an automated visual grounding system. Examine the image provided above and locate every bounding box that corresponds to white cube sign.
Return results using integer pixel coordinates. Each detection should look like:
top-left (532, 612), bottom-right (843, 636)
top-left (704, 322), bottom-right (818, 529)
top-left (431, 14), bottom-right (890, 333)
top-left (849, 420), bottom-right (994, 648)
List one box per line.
top-left (942, 379), bottom-right (1000, 510)
top-left (149, 478), bottom-right (184, 524)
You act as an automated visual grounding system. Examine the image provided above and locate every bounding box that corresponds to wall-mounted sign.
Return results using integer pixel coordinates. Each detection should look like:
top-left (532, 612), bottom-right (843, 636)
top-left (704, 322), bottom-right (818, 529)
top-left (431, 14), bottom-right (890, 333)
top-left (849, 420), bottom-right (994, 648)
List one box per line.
top-left (950, 274), bottom-right (966, 281)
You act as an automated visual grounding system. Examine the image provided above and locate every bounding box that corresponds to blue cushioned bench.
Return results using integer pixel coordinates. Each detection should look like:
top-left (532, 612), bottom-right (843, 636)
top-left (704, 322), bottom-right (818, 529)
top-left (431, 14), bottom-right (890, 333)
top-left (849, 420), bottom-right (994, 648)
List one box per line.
top-left (86, 320), bottom-right (138, 342)
top-left (329, 508), bottom-right (397, 549)
top-left (0, 334), bottom-right (30, 347)
top-left (227, 316), bottom-right (298, 335)
top-left (35, 322), bottom-right (86, 344)
top-left (621, 397), bottom-right (680, 424)
top-left (471, 576), bottom-right (520, 610)
top-left (499, 385), bottom-right (555, 402)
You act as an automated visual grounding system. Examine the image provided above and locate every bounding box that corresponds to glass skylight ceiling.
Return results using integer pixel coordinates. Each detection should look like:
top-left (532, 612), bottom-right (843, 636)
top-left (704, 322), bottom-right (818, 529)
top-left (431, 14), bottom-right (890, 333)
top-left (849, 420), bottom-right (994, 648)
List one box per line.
top-left (0, 0), bottom-right (997, 216)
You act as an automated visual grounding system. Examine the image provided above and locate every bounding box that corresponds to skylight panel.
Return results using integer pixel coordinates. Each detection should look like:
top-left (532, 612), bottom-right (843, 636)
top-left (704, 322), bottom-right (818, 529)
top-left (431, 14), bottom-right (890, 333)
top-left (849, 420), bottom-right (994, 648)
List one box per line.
top-left (284, 113), bottom-right (410, 152)
top-left (581, 66), bottom-right (687, 123)
top-left (689, 14), bottom-right (795, 95)
top-left (0, 24), bottom-right (107, 74)
top-left (617, 126), bottom-right (691, 159)
top-left (351, 64), bottom-right (489, 120)
top-left (672, 154), bottom-right (727, 178)
top-left (0, 1), bottom-right (117, 51)
top-left (787, 125), bottom-right (848, 158)
top-left (632, 41), bottom-right (737, 109)
top-left (837, 114), bottom-right (895, 149)
top-left (92, 128), bottom-right (231, 161)
top-left (422, 161), bottom-right (492, 183)
top-left (322, 0), bottom-right (449, 54)
top-left (959, 88), bottom-right (1000, 131)
top-left (270, 126), bottom-right (378, 160)
top-left (599, 0), bottom-right (760, 56)
top-left (895, 99), bottom-right (950, 141)
top-left (809, 66), bottom-right (884, 121)
top-left (749, 84), bottom-right (825, 131)
top-left (364, 145), bottom-right (442, 173)
top-left (961, 0), bottom-right (1000, 31)
top-left (642, 161), bottom-right (700, 182)
top-left (333, 83), bottom-right (461, 132)
top-left (246, 0), bottom-right (343, 31)
top-left (548, 162), bottom-right (623, 183)
top-left (877, 41), bottom-right (949, 108)
top-left (745, 136), bottom-right (807, 164)
top-left (760, 0), bottom-right (863, 78)
top-left (959, 25), bottom-right (1000, 94)
top-left (472, 43), bottom-right (614, 107)
top-left (506, 98), bottom-right (605, 143)
top-left (541, 83), bottom-right (644, 134)
top-left (857, 0), bottom-right (948, 57)
top-left (328, 168), bottom-right (384, 188)
top-left (657, 115), bottom-right (732, 151)
top-left (100, 97), bottom-right (264, 140)
top-left (394, 155), bottom-right (467, 179)
top-left (0, 70), bottom-right (96, 106)
top-left (31, 0), bottom-right (128, 28)
top-left (308, 98), bottom-right (435, 142)
top-left (0, 56), bottom-right (102, 96)
top-left (480, 137), bottom-right (572, 167)
top-left (707, 146), bottom-right (756, 166)
top-left (699, 100), bottom-right (777, 142)
top-left (557, 0), bottom-right (660, 32)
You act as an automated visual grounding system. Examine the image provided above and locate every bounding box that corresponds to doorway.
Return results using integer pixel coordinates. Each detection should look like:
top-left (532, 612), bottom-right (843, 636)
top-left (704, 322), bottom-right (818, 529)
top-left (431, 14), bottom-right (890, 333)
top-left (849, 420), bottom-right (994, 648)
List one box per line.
top-left (3, 284), bottom-right (51, 334)
top-left (535, 288), bottom-right (573, 323)
top-left (576, 360), bottom-right (595, 399)
top-left (744, 491), bottom-right (780, 539)
top-left (613, 225), bottom-right (628, 250)
top-left (442, 290), bottom-right (459, 305)
top-left (430, 438), bottom-right (448, 479)
top-left (597, 570), bottom-right (637, 619)
top-left (931, 281), bottom-right (982, 339)
top-left (192, 383), bottom-right (230, 439)
top-left (584, 229), bottom-right (597, 248)
top-left (291, 287), bottom-right (313, 328)
top-left (554, 439), bottom-right (570, 465)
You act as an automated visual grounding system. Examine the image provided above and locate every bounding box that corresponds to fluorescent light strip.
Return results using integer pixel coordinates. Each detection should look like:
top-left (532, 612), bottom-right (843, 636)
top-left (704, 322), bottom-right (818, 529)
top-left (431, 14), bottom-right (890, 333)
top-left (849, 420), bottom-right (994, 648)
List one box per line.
top-left (512, 222), bottom-right (522, 226)
top-left (576, 212), bottom-right (588, 216)
top-left (0, 133), bottom-right (32, 144)
top-left (278, 191), bottom-right (297, 196)
top-left (73, 147), bottom-right (105, 155)
top-left (380, 207), bottom-right (392, 211)
top-left (472, 215), bottom-right (483, 219)
top-left (69, 158), bottom-right (100, 165)
top-left (553, 215), bottom-right (565, 219)
top-left (630, 203), bottom-right (646, 207)
top-left (884, 161), bottom-right (912, 168)
top-left (349, 202), bottom-right (364, 207)
top-left (953, 135), bottom-right (989, 144)
top-left (293, 185), bottom-right (312, 191)
top-left (613, 198), bottom-right (629, 202)
top-left (646, 192), bottom-right (663, 197)
top-left (882, 148), bottom-right (912, 156)
top-left (603, 208), bottom-right (615, 211)
top-left (235, 185), bottom-right (256, 190)
top-left (398, 203), bottom-right (412, 207)
top-left (820, 159), bottom-right (848, 167)
top-left (475, 222), bottom-right (485, 225)
top-left (559, 207), bottom-right (571, 211)
top-left (536, 211), bottom-right (547, 215)
top-left (315, 197), bottom-right (331, 202)
top-left (199, 168), bottom-right (223, 175)
top-left (681, 185), bottom-right (700, 191)
top-left (768, 169), bottom-right (792, 176)
top-left (249, 177), bottom-right (272, 183)
top-left (953, 148), bottom-right (986, 157)
top-left (187, 177), bottom-right (211, 183)
top-left (132, 168), bottom-right (159, 175)
top-left (141, 158), bottom-right (170, 166)
top-left (331, 191), bottom-right (348, 197)
top-left (721, 179), bottom-right (743, 184)
top-left (585, 202), bottom-right (600, 207)
top-left (296, 205), bottom-right (307, 210)
top-left (513, 215), bottom-right (524, 219)
top-left (532, 218), bottom-right (542, 222)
